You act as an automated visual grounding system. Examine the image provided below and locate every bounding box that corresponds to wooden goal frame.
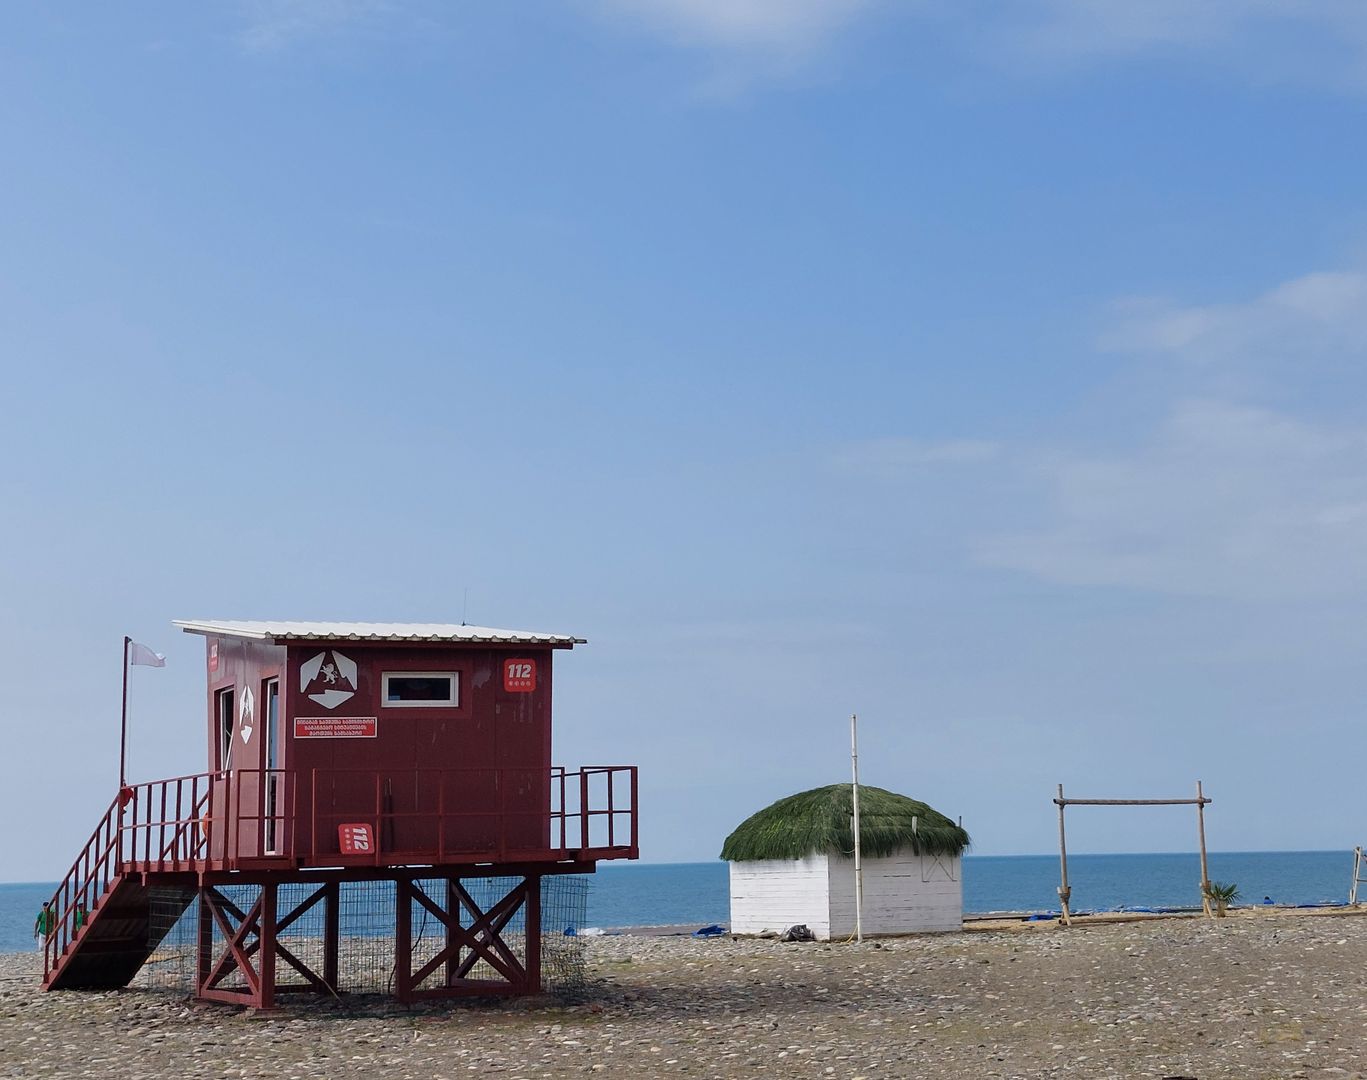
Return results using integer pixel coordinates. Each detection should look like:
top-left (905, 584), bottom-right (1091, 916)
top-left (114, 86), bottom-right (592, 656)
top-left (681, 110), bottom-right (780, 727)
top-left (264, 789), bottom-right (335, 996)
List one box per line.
top-left (1053, 781), bottom-right (1213, 925)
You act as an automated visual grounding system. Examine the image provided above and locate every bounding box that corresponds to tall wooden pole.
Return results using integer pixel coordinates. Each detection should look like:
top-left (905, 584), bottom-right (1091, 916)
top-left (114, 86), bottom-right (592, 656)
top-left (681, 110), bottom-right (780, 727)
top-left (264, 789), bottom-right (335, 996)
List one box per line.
top-left (1196, 778), bottom-right (1212, 917)
top-left (1056, 783), bottom-right (1072, 926)
top-left (851, 714), bottom-right (863, 943)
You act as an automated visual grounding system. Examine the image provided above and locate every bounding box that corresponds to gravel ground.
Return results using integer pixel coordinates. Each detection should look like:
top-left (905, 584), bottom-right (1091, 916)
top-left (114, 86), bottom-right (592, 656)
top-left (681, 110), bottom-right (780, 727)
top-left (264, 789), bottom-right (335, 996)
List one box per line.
top-left (3, 909), bottom-right (1367, 1078)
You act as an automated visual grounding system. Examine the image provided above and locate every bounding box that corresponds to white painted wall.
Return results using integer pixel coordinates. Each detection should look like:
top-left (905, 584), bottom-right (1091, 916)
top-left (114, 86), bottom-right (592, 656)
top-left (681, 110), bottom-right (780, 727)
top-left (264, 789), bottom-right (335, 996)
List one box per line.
top-left (728, 855), bottom-right (832, 938)
top-left (827, 851), bottom-right (962, 936)
top-left (729, 849), bottom-right (963, 939)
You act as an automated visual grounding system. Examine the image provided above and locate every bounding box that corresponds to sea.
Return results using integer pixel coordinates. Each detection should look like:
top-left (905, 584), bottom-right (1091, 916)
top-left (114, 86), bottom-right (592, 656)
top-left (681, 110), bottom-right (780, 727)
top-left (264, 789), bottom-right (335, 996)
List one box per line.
top-left (2, 850), bottom-right (1355, 953)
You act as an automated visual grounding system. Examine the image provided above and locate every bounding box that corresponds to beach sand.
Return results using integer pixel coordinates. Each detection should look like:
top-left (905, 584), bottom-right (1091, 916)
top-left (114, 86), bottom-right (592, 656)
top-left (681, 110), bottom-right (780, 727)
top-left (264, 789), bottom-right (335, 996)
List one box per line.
top-left (3, 908), bottom-right (1366, 1078)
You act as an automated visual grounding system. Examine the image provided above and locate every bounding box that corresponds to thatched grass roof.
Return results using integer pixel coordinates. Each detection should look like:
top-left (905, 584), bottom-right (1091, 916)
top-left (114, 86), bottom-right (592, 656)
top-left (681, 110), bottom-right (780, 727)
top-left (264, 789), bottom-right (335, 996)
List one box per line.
top-left (720, 784), bottom-right (970, 862)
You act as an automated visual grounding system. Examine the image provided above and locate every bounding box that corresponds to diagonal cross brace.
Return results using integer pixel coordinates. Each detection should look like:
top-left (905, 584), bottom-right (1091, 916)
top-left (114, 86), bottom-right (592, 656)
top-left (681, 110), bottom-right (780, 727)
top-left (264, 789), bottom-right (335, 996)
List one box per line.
top-left (406, 879), bottom-right (528, 989)
top-left (203, 891), bottom-right (263, 995)
top-left (448, 881), bottom-right (528, 984)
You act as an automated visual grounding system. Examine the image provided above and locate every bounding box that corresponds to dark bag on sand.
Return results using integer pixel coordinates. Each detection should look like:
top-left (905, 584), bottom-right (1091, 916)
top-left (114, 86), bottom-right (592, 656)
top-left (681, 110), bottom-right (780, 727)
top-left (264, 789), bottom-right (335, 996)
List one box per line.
top-left (779, 924), bottom-right (815, 942)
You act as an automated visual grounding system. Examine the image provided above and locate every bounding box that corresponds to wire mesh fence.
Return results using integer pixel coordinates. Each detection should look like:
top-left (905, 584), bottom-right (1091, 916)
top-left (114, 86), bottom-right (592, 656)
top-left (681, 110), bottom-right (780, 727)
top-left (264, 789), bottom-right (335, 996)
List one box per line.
top-left (133, 875), bottom-right (588, 1000)
top-left (140, 885), bottom-right (197, 992)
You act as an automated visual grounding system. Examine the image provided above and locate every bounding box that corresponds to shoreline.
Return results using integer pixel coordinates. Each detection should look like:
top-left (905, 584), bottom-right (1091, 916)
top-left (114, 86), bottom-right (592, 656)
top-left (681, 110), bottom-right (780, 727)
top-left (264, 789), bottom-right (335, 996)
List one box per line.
top-left (9, 902), bottom-right (1365, 955)
top-left (601, 900), bottom-right (1367, 937)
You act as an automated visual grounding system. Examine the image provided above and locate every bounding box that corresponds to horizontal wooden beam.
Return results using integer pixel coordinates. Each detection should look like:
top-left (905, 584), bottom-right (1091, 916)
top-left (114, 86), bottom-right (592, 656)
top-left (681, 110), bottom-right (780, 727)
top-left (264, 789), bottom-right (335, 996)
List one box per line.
top-left (1054, 798), bottom-right (1211, 807)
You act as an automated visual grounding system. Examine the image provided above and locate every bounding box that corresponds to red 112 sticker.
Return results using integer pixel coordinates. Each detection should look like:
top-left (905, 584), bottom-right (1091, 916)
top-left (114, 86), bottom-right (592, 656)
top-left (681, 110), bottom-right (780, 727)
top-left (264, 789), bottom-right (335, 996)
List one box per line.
top-left (338, 823), bottom-right (374, 854)
top-left (503, 658), bottom-right (536, 692)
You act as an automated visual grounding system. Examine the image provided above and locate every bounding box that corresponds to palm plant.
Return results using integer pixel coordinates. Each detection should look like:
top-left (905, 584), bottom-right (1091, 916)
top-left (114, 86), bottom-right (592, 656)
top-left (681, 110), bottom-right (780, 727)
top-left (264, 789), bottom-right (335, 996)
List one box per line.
top-left (1203, 881), bottom-right (1240, 916)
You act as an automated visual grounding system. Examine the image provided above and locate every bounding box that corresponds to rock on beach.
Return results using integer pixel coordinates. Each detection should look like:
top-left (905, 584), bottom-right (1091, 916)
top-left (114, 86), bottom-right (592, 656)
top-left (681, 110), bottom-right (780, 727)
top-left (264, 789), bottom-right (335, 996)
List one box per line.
top-left (3, 910), bottom-right (1366, 1079)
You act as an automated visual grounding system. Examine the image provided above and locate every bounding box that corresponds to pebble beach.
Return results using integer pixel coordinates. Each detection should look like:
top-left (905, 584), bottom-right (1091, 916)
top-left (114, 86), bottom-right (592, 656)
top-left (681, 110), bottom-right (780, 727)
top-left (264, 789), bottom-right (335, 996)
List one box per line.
top-left (3, 909), bottom-right (1366, 1079)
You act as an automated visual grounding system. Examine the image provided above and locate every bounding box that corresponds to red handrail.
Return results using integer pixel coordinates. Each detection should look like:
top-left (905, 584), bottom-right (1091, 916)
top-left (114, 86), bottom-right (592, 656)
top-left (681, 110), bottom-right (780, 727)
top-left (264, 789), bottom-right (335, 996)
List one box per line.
top-left (300, 765), bottom-right (637, 865)
top-left (45, 763), bottom-right (638, 981)
top-left (43, 792), bottom-right (121, 980)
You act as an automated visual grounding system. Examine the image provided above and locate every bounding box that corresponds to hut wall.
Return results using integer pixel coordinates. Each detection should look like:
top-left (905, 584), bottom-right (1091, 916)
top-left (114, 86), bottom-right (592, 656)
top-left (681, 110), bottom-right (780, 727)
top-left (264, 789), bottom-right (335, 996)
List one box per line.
top-left (287, 644), bottom-right (555, 860)
top-left (728, 856), bottom-right (832, 938)
top-left (203, 636), bottom-right (288, 860)
top-left (826, 851), bottom-right (963, 936)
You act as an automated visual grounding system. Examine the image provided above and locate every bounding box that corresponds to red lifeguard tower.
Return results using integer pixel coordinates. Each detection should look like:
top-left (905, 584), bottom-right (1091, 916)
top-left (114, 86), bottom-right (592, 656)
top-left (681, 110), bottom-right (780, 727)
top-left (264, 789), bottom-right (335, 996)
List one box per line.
top-left (42, 620), bottom-right (638, 1008)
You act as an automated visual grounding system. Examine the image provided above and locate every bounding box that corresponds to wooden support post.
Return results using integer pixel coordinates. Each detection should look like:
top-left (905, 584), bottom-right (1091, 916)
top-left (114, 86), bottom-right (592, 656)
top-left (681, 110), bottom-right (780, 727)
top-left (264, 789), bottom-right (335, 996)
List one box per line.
top-left (196, 888), bottom-right (214, 996)
top-left (524, 875), bottom-right (542, 994)
top-left (1055, 783), bottom-right (1072, 927)
top-left (323, 881), bottom-right (340, 992)
top-left (1196, 779), bottom-right (1212, 918)
top-left (395, 878), bottom-right (413, 1003)
top-left (258, 882), bottom-right (277, 1011)
top-left (445, 878), bottom-right (459, 988)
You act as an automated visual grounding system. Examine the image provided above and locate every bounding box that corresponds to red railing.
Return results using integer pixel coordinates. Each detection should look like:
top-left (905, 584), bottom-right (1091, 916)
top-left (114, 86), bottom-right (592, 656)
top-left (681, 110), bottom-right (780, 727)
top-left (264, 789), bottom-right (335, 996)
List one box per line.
top-left (554, 766), bottom-right (639, 854)
top-left (306, 765), bottom-right (639, 865)
top-left (43, 771), bottom-right (222, 980)
top-left (43, 793), bottom-right (121, 979)
top-left (120, 770), bottom-right (219, 869)
top-left (47, 763), bottom-right (635, 914)
top-left (45, 764), bottom-right (636, 980)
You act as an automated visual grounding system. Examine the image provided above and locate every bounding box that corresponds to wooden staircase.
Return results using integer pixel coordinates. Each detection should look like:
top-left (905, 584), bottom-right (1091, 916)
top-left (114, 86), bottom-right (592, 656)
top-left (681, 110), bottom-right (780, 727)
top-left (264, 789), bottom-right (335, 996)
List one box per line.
top-left (46, 878), bottom-right (195, 990)
top-left (43, 787), bottom-right (205, 992)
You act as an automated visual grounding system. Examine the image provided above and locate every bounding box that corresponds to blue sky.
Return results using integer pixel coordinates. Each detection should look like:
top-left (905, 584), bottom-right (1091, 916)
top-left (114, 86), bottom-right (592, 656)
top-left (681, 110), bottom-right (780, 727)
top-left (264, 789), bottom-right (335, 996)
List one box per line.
top-left (4, 1), bottom-right (1367, 881)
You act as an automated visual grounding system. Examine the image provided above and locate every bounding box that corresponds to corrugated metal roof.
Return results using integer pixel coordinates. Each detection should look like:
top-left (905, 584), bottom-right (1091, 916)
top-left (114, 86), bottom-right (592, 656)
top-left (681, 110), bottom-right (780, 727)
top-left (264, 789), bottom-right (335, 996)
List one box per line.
top-left (173, 620), bottom-right (585, 646)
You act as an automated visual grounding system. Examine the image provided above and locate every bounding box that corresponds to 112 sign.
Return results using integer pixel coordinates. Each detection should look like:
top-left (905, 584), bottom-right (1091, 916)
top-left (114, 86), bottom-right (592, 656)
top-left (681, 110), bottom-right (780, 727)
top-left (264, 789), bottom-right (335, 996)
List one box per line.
top-left (503, 659), bottom-right (536, 692)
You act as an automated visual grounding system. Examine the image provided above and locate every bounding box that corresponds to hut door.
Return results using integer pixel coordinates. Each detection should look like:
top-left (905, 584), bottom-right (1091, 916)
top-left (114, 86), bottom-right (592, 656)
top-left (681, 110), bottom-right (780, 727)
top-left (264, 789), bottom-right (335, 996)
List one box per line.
top-left (217, 688), bottom-right (235, 770)
top-left (264, 679), bottom-right (281, 853)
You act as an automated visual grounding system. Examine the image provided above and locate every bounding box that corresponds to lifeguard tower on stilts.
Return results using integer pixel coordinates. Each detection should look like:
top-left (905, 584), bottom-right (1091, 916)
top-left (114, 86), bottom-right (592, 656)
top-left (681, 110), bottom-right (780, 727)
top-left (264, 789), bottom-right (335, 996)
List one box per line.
top-left (42, 621), bottom-right (638, 1009)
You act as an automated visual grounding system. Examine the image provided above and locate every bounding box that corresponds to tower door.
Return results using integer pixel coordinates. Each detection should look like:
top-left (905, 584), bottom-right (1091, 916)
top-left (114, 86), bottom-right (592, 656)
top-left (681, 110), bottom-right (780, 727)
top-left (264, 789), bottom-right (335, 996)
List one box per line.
top-left (264, 679), bottom-right (281, 854)
top-left (217, 688), bottom-right (235, 771)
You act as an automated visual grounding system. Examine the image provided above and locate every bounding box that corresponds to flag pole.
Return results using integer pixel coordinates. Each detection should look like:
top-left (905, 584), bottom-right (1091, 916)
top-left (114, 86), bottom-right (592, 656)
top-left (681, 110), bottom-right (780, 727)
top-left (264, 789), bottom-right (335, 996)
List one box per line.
top-left (117, 635), bottom-right (131, 871)
top-left (119, 636), bottom-right (130, 789)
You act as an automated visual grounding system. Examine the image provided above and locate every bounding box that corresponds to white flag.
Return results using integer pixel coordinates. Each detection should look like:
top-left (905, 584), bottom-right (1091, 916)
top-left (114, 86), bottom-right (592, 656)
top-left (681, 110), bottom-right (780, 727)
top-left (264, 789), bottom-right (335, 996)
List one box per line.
top-left (129, 642), bottom-right (166, 668)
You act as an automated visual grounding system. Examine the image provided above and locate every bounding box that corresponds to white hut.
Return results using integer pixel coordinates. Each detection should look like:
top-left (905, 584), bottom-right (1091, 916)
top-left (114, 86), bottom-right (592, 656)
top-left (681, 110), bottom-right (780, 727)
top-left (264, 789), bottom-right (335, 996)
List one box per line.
top-left (722, 784), bottom-right (969, 939)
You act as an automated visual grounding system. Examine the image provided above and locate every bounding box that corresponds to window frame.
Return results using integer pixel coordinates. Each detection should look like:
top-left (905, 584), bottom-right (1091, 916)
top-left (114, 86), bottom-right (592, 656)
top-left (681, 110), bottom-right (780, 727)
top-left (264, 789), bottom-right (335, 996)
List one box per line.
top-left (380, 670), bottom-right (461, 709)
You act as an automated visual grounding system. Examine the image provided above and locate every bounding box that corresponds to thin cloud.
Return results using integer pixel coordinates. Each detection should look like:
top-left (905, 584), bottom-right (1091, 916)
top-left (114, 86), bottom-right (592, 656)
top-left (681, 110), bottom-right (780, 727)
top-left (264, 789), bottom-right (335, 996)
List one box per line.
top-left (832, 437), bottom-right (1000, 476)
top-left (1017, 0), bottom-right (1367, 59)
top-left (236, 3), bottom-right (1367, 94)
top-left (1102, 271), bottom-right (1367, 366)
top-left (591, 1), bottom-right (1367, 92)
top-left (976, 400), bottom-right (1367, 599)
top-left (237, 0), bottom-right (394, 52)
top-left (592, 0), bottom-right (874, 53)
top-left (968, 1), bottom-right (1367, 91)
top-left (962, 267), bottom-right (1367, 599)
top-left (653, 617), bottom-right (876, 645)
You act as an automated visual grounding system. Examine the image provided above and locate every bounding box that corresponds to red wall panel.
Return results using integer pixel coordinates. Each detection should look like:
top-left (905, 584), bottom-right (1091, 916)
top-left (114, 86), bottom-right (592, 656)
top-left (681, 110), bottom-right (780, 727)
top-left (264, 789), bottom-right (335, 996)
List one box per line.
top-left (280, 643), bottom-right (555, 860)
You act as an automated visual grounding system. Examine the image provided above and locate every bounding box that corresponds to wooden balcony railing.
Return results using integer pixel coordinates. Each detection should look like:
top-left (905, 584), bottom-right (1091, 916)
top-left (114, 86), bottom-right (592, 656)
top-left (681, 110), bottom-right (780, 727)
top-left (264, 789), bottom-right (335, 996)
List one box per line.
top-left (107, 764), bottom-right (637, 872)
